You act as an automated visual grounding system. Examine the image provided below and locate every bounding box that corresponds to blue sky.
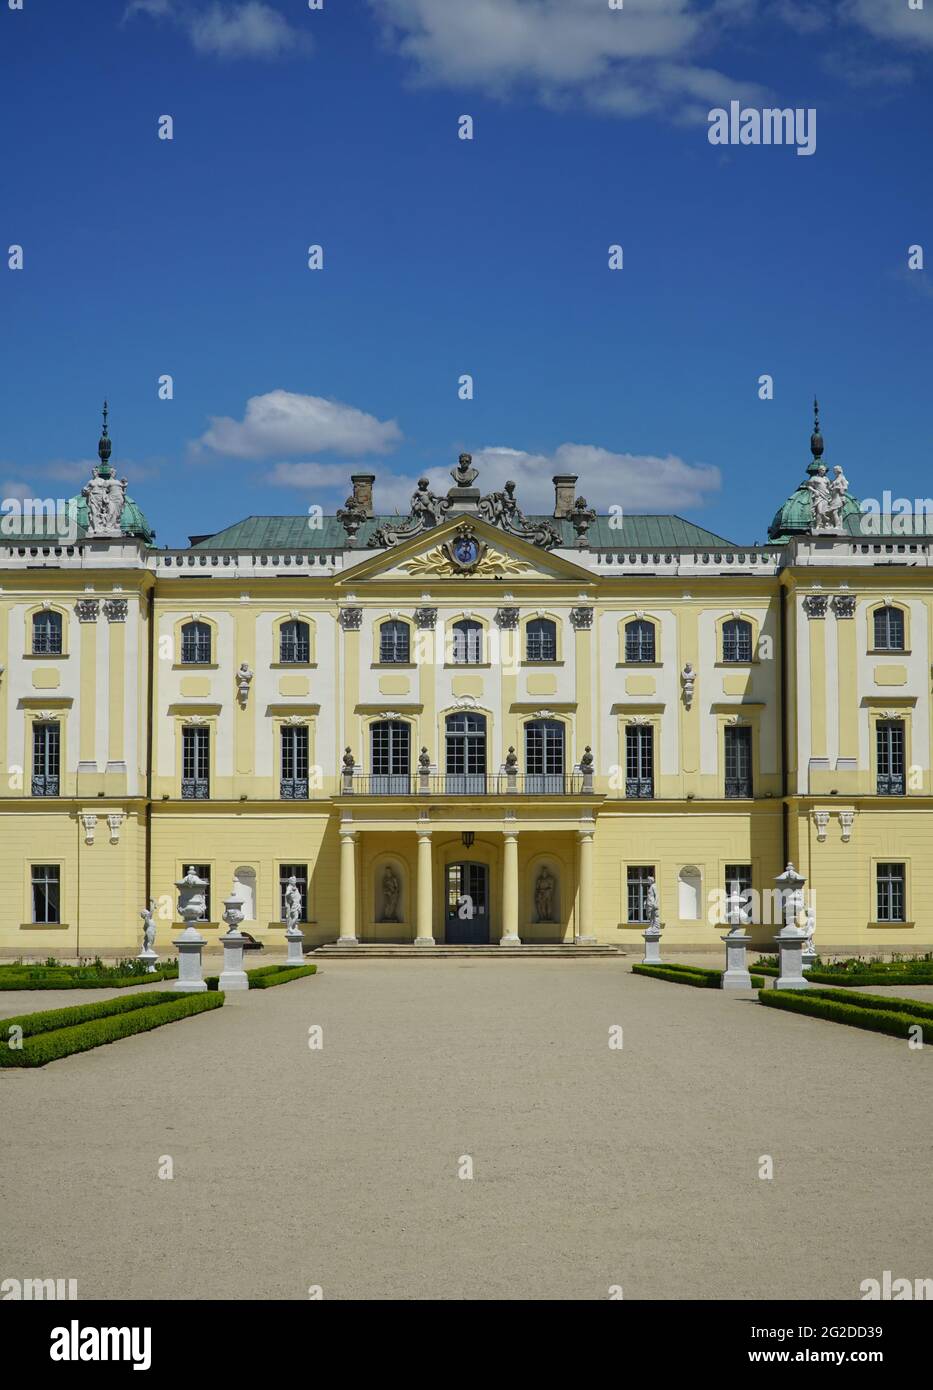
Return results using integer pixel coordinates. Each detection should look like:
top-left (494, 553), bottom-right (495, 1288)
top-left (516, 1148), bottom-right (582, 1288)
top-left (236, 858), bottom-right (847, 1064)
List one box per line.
top-left (1, 0), bottom-right (931, 547)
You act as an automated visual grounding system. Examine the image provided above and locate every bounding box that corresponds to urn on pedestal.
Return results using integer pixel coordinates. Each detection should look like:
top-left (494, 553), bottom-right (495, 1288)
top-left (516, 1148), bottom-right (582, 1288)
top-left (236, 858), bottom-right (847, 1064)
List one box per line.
top-left (172, 866), bottom-right (209, 993)
top-left (219, 890), bottom-right (249, 992)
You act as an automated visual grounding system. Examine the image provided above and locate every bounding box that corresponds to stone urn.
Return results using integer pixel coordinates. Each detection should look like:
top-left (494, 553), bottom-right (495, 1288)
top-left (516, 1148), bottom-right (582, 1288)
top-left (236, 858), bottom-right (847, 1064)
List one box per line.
top-left (172, 867), bottom-right (209, 993)
top-left (219, 892), bottom-right (249, 992)
top-left (772, 863), bottom-right (811, 991)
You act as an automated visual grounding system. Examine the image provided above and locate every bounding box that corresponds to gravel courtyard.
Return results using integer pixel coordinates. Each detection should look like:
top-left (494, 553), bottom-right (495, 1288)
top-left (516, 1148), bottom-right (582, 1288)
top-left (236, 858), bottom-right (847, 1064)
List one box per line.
top-left (2, 959), bottom-right (931, 1301)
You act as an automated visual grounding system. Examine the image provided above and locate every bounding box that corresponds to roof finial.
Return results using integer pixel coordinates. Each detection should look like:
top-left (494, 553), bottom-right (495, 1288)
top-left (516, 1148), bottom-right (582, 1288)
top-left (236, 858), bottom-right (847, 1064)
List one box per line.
top-left (810, 395), bottom-right (824, 462)
top-left (97, 399), bottom-right (113, 474)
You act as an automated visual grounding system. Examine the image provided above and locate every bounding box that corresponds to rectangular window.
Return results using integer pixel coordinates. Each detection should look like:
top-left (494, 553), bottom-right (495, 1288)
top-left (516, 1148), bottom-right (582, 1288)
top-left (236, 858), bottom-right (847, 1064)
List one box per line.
top-left (876, 720), bottom-right (905, 795)
top-left (876, 863), bottom-right (905, 922)
top-left (280, 725), bottom-right (310, 799)
top-left (379, 623), bottom-right (410, 664)
top-left (31, 864), bottom-right (60, 924)
top-left (625, 725), bottom-right (654, 798)
top-left (182, 726), bottom-right (210, 799)
top-left (724, 726), bottom-right (753, 798)
top-left (32, 721), bottom-right (60, 796)
top-left (725, 864), bottom-right (753, 916)
top-left (625, 622), bottom-right (655, 663)
top-left (627, 866), bottom-right (654, 924)
top-left (526, 622), bottom-right (557, 663)
top-left (279, 864), bottom-right (309, 922)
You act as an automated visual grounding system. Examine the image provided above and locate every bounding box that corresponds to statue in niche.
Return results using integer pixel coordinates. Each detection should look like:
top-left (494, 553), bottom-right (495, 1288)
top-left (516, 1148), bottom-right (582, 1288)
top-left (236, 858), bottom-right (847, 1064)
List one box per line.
top-left (284, 875), bottom-right (303, 931)
top-left (380, 865), bottom-right (401, 922)
top-left (534, 866), bottom-right (557, 923)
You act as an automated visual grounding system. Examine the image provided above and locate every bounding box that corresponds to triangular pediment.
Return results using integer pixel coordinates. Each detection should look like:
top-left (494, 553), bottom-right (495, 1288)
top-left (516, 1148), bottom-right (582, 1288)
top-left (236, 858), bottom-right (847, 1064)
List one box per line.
top-left (336, 514), bottom-right (594, 586)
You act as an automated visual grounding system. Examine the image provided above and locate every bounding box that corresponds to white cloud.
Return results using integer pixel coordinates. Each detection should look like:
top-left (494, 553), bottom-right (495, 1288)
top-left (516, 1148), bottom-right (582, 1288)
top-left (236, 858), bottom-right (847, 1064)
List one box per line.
top-left (194, 390), bottom-right (403, 459)
top-left (264, 461), bottom-right (356, 489)
top-left (844, 0), bottom-right (933, 48)
top-left (124, 1), bottom-right (311, 60)
top-left (371, 0), bottom-right (768, 119)
top-left (822, 49), bottom-right (913, 87)
top-left (1, 480), bottom-right (34, 504)
top-left (776, 1), bottom-right (831, 35)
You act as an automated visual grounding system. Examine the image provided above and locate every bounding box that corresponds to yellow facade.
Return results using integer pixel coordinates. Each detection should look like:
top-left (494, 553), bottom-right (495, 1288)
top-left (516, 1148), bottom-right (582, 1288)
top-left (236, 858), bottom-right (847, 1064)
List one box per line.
top-left (3, 431), bottom-right (933, 956)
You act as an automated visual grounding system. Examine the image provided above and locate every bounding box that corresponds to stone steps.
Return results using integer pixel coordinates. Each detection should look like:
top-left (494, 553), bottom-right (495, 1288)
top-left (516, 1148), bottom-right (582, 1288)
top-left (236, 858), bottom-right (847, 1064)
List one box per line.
top-left (312, 943), bottom-right (626, 959)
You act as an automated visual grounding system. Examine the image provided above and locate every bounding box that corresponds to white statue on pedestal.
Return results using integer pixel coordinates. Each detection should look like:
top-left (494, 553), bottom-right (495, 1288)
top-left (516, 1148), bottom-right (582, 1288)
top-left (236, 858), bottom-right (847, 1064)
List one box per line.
top-left (284, 875), bottom-right (302, 931)
top-left (140, 901), bottom-right (157, 953)
top-left (645, 877), bottom-right (660, 932)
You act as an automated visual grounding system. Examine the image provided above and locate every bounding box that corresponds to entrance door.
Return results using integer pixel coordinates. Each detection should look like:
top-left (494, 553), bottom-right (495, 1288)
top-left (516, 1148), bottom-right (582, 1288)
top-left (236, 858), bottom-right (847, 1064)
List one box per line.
top-left (445, 862), bottom-right (490, 944)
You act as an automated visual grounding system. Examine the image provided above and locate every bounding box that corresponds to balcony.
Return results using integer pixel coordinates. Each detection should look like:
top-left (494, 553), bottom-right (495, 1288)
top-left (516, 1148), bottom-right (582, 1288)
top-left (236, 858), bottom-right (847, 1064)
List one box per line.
top-left (344, 773), bottom-right (585, 796)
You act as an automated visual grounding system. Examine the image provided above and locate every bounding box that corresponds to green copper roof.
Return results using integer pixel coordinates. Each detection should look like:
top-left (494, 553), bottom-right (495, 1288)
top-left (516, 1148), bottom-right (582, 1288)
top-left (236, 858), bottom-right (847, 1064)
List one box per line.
top-left (189, 513), bottom-right (739, 551)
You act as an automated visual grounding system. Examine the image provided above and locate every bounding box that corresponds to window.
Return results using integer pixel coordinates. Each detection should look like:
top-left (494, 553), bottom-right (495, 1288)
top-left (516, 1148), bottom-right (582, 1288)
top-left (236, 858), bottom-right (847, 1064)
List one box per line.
top-left (279, 864), bottom-right (309, 923)
top-left (722, 618), bottom-right (753, 663)
top-left (526, 618), bottom-right (557, 663)
top-left (445, 712), bottom-right (486, 792)
top-left (625, 619), bottom-right (655, 664)
top-left (182, 725), bottom-right (210, 799)
top-left (280, 724), bottom-right (309, 798)
top-left (32, 610), bottom-right (62, 655)
top-left (32, 721), bottom-right (60, 796)
top-left (627, 866), bottom-right (655, 924)
top-left (189, 864), bottom-right (212, 921)
top-left (371, 720), bottom-right (410, 794)
top-left (379, 620), bottom-right (410, 664)
top-left (725, 864), bottom-right (753, 918)
top-left (876, 720), bottom-right (905, 795)
top-left (876, 863), bottom-right (905, 922)
top-left (525, 719), bottom-right (564, 793)
top-left (32, 864), bottom-right (60, 924)
top-left (873, 606), bottom-right (905, 651)
top-left (280, 619), bottom-right (310, 663)
top-left (451, 619), bottom-right (483, 665)
top-left (625, 724), bottom-right (654, 798)
top-left (181, 621), bottom-right (211, 664)
top-left (724, 725), bottom-right (753, 798)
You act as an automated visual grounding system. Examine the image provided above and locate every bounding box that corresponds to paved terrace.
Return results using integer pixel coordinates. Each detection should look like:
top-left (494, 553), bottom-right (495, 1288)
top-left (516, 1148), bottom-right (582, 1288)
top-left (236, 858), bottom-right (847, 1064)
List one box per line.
top-left (2, 958), bottom-right (930, 1300)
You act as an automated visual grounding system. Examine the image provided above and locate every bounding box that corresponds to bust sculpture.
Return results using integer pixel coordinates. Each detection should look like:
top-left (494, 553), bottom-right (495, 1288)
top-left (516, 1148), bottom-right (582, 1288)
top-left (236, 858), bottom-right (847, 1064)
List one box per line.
top-left (236, 662), bottom-right (254, 705)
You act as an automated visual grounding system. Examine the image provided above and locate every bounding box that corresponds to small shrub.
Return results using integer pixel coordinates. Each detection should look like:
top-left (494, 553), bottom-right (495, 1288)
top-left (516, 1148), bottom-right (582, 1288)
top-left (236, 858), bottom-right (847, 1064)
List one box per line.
top-left (759, 988), bottom-right (933, 1043)
top-left (0, 992), bottom-right (224, 1068)
top-left (633, 963), bottom-right (763, 989)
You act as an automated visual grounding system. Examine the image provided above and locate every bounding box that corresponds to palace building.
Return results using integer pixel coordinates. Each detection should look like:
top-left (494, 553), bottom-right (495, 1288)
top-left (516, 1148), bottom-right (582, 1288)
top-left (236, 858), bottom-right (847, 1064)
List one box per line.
top-left (2, 405), bottom-right (931, 956)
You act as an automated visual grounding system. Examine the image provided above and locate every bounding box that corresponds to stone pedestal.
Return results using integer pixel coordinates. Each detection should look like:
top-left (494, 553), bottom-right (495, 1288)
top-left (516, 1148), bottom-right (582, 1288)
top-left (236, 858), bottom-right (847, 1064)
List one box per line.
top-left (774, 926), bottom-right (811, 990)
top-left (721, 928), bottom-right (753, 989)
top-left (218, 931), bottom-right (248, 991)
top-left (172, 926), bottom-right (208, 992)
top-left (642, 924), bottom-right (663, 964)
top-left (136, 947), bottom-right (159, 975)
top-left (801, 947), bottom-right (817, 974)
top-left (285, 928), bottom-right (306, 967)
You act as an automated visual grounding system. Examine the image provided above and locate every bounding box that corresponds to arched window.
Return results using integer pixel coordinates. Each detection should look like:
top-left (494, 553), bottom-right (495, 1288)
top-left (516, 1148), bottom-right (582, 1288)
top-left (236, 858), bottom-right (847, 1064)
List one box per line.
top-left (379, 620), bottom-right (410, 664)
top-left (525, 719), bottom-right (565, 793)
top-left (625, 618), bottom-right (655, 664)
top-left (873, 606), bottom-right (905, 652)
top-left (526, 618), bottom-right (557, 663)
top-left (722, 618), bottom-right (753, 663)
top-left (371, 720), bottom-right (411, 794)
top-left (32, 610), bottom-right (63, 655)
top-left (445, 712), bottom-right (486, 792)
top-left (280, 619), bottom-right (310, 663)
top-left (452, 619), bottom-right (483, 665)
top-left (181, 620), bottom-right (211, 664)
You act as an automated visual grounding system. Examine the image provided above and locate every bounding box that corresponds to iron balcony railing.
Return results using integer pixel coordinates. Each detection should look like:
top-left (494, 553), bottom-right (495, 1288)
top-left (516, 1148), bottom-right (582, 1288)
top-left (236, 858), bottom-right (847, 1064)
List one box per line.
top-left (345, 773), bottom-right (585, 796)
top-left (876, 774), bottom-right (905, 796)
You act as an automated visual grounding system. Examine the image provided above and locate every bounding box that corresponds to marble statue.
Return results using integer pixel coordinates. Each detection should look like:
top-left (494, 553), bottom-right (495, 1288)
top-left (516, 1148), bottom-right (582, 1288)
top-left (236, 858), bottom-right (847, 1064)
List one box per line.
top-left (806, 466), bottom-right (831, 531)
top-left (284, 875), bottom-right (302, 931)
top-left (825, 466), bottom-right (849, 530)
top-left (410, 478), bottom-right (449, 527)
top-left (645, 876), bottom-right (660, 931)
top-left (140, 900), bottom-right (157, 952)
top-left (380, 866), bottom-right (401, 922)
top-left (82, 471), bottom-right (127, 536)
top-left (534, 866), bottom-right (556, 923)
top-left (803, 900), bottom-right (816, 956)
top-left (236, 662), bottom-right (254, 706)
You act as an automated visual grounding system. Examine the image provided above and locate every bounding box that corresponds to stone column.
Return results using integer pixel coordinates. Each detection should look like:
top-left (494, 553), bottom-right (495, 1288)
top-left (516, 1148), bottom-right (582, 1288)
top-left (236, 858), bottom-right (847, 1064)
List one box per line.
top-left (337, 829), bottom-right (358, 945)
top-left (501, 830), bottom-right (521, 946)
top-left (575, 827), bottom-right (596, 944)
top-left (415, 828), bottom-right (434, 946)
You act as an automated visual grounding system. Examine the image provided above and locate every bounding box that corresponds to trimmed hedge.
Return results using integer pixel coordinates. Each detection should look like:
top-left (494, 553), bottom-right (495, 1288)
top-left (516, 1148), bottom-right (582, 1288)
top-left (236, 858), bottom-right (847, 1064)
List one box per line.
top-left (632, 962), bottom-right (764, 989)
top-left (752, 962), bottom-right (933, 987)
top-left (205, 963), bottom-right (317, 991)
top-left (758, 987), bottom-right (933, 1043)
top-left (0, 991), bottom-right (224, 1067)
top-left (0, 963), bottom-right (179, 990)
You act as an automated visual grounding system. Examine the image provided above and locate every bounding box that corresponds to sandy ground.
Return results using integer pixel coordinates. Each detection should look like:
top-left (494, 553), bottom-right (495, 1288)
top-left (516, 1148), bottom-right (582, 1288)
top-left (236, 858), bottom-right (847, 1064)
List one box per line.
top-left (1, 956), bottom-right (931, 1301)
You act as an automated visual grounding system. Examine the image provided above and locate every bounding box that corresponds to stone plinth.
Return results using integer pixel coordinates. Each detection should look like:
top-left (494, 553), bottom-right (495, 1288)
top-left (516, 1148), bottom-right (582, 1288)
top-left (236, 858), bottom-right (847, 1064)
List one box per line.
top-left (773, 925), bottom-right (811, 990)
top-left (136, 947), bottom-right (159, 976)
top-left (285, 928), bottom-right (306, 967)
top-left (642, 924), bottom-right (663, 964)
top-left (219, 930), bottom-right (249, 991)
top-left (721, 928), bottom-right (753, 989)
top-left (172, 926), bottom-right (207, 993)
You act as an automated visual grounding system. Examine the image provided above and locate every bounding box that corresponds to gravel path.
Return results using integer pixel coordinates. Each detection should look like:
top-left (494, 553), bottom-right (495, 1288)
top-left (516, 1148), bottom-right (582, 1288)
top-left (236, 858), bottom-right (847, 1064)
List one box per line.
top-left (2, 958), bottom-right (930, 1300)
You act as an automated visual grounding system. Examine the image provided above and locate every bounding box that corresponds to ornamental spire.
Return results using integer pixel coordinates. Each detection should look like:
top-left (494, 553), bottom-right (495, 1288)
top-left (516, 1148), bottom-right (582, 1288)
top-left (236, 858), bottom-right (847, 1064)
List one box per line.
top-left (97, 399), bottom-right (114, 476)
top-left (810, 396), bottom-right (824, 460)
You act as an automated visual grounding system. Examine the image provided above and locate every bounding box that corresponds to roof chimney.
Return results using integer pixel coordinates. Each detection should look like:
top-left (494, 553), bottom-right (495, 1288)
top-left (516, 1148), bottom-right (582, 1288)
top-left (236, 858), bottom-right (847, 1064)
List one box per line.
top-left (552, 474), bottom-right (577, 520)
top-left (350, 473), bottom-right (376, 517)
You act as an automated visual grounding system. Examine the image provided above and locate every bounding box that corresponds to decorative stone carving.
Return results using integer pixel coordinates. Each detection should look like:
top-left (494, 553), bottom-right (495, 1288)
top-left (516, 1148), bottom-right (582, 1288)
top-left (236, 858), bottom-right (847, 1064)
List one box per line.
top-left (477, 480), bottom-right (562, 549)
top-left (103, 598), bottom-right (128, 622)
top-left (806, 463), bottom-right (849, 534)
top-left (418, 747), bottom-right (431, 770)
top-left (505, 745), bottom-right (519, 772)
top-left (495, 606), bottom-right (520, 629)
top-left (534, 866), bottom-right (557, 923)
top-left (338, 607), bottom-right (363, 631)
top-left (219, 890), bottom-right (249, 991)
top-left (369, 479), bottom-right (450, 548)
top-left (772, 862), bottom-right (811, 991)
top-left (838, 809), bottom-right (854, 842)
top-left (569, 606), bottom-right (594, 630)
top-left (413, 606), bottom-right (437, 629)
top-left (79, 813), bottom-right (97, 845)
top-left (721, 879), bottom-right (753, 989)
top-left (379, 865), bottom-right (401, 923)
top-left (579, 745), bottom-right (594, 791)
top-left (172, 867), bottom-right (209, 993)
top-left (283, 875), bottom-right (303, 932)
top-left (106, 813), bottom-right (124, 844)
top-left (570, 495), bottom-right (596, 547)
top-left (75, 599), bottom-right (100, 622)
top-left (336, 492), bottom-right (367, 545)
top-left (681, 663), bottom-right (696, 709)
top-left (400, 544), bottom-right (532, 578)
top-left (137, 899), bottom-right (159, 974)
top-left (452, 453), bottom-right (479, 489)
top-left (343, 747), bottom-right (355, 770)
top-left (831, 593), bottom-right (856, 618)
top-left (236, 662), bottom-right (254, 708)
top-left (646, 876), bottom-right (661, 932)
top-left (813, 809), bottom-right (830, 842)
top-left (803, 594), bottom-right (828, 618)
top-left (83, 468), bottom-right (128, 537)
